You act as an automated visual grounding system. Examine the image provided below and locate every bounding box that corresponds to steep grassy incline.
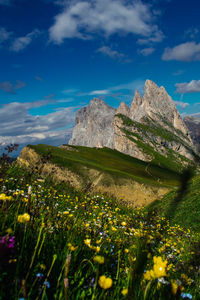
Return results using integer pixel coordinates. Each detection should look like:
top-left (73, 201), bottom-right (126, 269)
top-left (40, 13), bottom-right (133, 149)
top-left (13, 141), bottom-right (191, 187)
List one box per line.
top-left (147, 172), bottom-right (200, 233)
top-left (28, 144), bottom-right (180, 188)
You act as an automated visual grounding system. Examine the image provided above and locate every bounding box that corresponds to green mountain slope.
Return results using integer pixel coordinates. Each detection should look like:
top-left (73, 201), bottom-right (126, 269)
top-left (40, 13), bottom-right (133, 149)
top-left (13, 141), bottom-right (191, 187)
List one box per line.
top-left (28, 144), bottom-right (180, 187)
top-left (17, 144), bottom-right (183, 206)
top-left (147, 172), bottom-right (200, 233)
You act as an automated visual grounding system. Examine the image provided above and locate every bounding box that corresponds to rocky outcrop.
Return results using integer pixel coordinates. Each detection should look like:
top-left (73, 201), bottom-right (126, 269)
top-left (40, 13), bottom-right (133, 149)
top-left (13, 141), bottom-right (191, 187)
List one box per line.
top-left (116, 101), bottom-right (130, 117)
top-left (69, 80), bottom-right (197, 164)
top-left (69, 98), bottom-right (116, 148)
top-left (184, 116), bottom-right (200, 152)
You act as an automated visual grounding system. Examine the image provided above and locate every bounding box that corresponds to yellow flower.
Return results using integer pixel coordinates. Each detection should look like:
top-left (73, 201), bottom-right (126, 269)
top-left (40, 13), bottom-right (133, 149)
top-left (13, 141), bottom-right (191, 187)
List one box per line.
top-left (171, 281), bottom-right (178, 295)
top-left (121, 222), bottom-right (126, 226)
top-left (144, 270), bottom-right (154, 281)
top-left (6, 228), bottom-right (13, 234)
top-left (111, 226), bottom-right (117, 232)
top-left (95, 246), bottom-right (100, 253)
top-left (98, 275), bottom-right (112, 289)
top-left (152, 256), bottom-right (167, 278)
top-left (84, 239), bottom-right (91, 247)
top-left (121, 289), bottom-right (128, 296)
top-left (0, 193), bottom-right (6, 201)
top-left (18, 213), bottom-right (30, 223)
top-left (124, 249), bottom-right (129, 254)
top-left (93, 256), bottom-right (105, 264)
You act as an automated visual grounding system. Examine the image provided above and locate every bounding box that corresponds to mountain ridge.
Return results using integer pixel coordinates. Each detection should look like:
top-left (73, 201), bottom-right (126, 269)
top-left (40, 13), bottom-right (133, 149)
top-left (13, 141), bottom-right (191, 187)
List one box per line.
top-left (69, 80), bottom-right (197, 165)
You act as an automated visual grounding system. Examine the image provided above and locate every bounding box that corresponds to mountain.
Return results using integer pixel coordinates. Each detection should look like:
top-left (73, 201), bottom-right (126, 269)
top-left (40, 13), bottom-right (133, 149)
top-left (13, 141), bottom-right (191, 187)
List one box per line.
top-left (70, 80), bottom-right (197, 170)
top-left (69, 98), bottom-right (116, 148)
top-left (184, 115), bottom-right (200, 152)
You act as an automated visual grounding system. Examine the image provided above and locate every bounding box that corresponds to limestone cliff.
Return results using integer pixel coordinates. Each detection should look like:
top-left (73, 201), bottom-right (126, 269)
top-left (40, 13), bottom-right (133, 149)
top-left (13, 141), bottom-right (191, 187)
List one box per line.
top-left (69, 98), bottom-right (116, 148)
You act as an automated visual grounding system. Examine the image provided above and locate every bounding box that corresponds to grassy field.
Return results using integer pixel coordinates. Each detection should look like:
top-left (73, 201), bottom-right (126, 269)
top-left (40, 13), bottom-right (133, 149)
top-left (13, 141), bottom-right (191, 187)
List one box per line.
top-left (0, 161), bottom-right (200, 299)
top-left (28, 144), bottom-right (181, 188)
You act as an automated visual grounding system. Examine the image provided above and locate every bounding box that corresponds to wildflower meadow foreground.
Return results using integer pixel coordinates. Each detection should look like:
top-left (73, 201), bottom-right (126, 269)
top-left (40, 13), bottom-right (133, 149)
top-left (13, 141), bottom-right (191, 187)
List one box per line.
top-left (0, 164), bottom-right (200, 299)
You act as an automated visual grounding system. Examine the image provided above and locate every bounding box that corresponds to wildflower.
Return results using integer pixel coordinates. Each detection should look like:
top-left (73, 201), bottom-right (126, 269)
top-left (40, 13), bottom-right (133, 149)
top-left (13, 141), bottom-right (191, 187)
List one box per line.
top-left (95, 246), bottom-right (100, 253)
top-left (144, 270), bottom-right (154, 281)
top-left (68, 243), bottom-right (78, 251)
top-left (84, 239), bottom-right (91, 247)
top-left (181, 293), bottom-right (193, 299)
top-left (40, 264), bottom-right (46, 270)
top-left (111, 226), bottom-right (117, 232)
top-left (121, 222), bottom-right (126, 226)
top-left (36, 273), bottom-right (44, 278)
top-left (93, 256), bottom-right (104, 264)
top-left (17, 213), bottom-right (30, 223)
top-left (98, 275), bottom-right (113, 289)
top-left (6, 228), bottom-right (13, 235)
top-left (43, 281), bottom-right (50, 288)
top-left (0, 235), bottom-right (15, 249)
top-left (0, 193), bottom-right (6, 201)
top-left (121, 289), bottom-right (128, 296)
top-left (152, 256), bottom-right (167, 278)
top-left (171, 281), bottom-right (178, 295)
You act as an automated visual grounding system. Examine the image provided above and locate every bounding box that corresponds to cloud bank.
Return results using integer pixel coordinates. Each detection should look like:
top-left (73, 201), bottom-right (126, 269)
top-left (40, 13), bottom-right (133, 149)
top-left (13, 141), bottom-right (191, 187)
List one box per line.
top-left (49, 0), bottom-right (164, 44)
top-left (0, 100), bottom-right (75, 145)
top-left (162, 42), bottom-right (200, 61)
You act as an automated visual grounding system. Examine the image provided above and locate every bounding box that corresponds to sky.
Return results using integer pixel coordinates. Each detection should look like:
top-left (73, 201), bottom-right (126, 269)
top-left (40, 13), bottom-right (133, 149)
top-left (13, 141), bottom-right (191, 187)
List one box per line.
top-left (0, 0), bottom-right (200, 148)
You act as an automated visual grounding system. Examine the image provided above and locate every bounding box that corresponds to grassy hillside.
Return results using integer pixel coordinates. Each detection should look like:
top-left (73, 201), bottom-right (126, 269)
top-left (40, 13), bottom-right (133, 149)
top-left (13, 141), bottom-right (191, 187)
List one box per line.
top-left (27, 144), bottom-right (181, 189)
top-left (147, 172), bottom-right (200, 233)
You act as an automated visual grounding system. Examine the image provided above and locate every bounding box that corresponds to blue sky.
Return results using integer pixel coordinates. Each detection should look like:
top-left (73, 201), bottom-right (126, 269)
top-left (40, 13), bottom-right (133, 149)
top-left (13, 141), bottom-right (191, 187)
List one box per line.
top-left (0, 0), bottom-right (200, 146)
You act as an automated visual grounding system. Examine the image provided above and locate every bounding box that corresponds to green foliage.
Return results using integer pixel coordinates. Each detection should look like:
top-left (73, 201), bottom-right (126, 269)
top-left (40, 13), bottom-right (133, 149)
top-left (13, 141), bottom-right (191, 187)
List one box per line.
top-left (0, 163), bottom-right (199, 299)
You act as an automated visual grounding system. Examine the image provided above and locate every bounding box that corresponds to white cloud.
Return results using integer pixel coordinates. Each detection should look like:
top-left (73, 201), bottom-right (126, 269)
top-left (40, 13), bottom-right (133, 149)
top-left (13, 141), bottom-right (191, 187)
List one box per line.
top-left (89, 89), bottom-right (109, 96)
top-left (49, 0), bottom-right (163, 44)
top-left (175, 80), bottom-right (200, 94)
top-left (139, 47), bottom-right (155, 56)
top-left (97, 46), bottom-right (125, 59)
top-left (79, 79), bottom-right (145, 96)
top-left (0, 27), bottom-right (12, 45)
top-left (174, 101), bottom-right (189, 108)
top-left (137, 30), bottom-right (164, 44)
top-left (162, 42), bottom-right (200, 61)
top-left (10, 29), bottom-right (41, 52)
top-left (0, 101), bottom-right (75, 147)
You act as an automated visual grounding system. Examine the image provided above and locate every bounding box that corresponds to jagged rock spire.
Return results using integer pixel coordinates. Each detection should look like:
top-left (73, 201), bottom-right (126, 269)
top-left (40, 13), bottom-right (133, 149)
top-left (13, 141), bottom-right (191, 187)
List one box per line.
top-left (116, 101), bottom-right (130, 117)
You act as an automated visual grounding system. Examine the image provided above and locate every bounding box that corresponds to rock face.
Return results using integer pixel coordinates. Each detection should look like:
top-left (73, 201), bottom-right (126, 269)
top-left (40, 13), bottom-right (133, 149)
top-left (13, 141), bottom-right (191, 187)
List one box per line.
top-left (69, 98), bottom-right (116, 148)
top-left (116, 101), bottom-right (130, 117)
top-left (184, 116), bottom-right (200, 152)
top-left (130, 80), bottom-right (189, 136)
top-left (70, 80), bottom-right (197, 165)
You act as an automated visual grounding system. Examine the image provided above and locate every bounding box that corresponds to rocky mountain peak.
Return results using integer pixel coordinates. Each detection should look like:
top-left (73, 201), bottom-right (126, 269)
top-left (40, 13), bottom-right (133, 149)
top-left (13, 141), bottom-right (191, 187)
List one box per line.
top-left (69, 98), bottom-right (116, 148)
top-left (117, 101), bottom-right (130, 117)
